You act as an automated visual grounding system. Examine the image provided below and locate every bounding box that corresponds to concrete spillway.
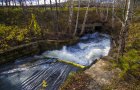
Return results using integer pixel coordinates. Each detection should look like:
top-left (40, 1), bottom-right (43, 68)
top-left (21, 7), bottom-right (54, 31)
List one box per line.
top-left (0, 32), bottom-right (111, 90)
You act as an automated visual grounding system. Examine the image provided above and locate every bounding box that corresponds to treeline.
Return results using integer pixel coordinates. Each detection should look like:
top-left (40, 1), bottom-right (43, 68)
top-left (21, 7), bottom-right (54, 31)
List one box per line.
top-left (0, 0), bottom-right (140, 8)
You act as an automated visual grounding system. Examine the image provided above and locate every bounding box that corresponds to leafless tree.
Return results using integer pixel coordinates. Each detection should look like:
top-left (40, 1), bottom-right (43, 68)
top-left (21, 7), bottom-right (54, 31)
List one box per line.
top-left (100, 0), bottom-right (103, 21)
top-left (95, 0), bottom-right (99, 15)
top-left (67, 0), bottom-right (73, 35)
top-left (38, 0), bottom-right (39, 5)
top-left (73, 0), bottom-right (81, 36)
top-left (2, 0), bottom-right (3, 6)
top-left (5, 0), bottom-right (8, 6)
top-left (80, 0), bottom-right (91, 36)
top-left (112, 0), bottom-right (115, 30)
top-left (117, 0), bottom-right (134, 63)
top-left (50, 0), bottom-right (56, 32)
top-left (55, 0), bottom-right (59, 34)
top-left (104, 0), bottom-right (109, 21)
top-left (14, 0), bottom-right (16, 6)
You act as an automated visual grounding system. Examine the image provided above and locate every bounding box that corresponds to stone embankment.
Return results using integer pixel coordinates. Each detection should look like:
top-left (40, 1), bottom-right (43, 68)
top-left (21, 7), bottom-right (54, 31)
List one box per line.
top-left (0, 37), bottom-right (79, 64)
top-left (85, 56), bottom-right (122, 90)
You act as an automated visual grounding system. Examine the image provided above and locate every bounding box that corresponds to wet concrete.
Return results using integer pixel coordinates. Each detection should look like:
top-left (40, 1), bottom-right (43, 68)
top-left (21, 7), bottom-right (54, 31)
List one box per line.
top-left (0, 57), bottom-right (79, 90)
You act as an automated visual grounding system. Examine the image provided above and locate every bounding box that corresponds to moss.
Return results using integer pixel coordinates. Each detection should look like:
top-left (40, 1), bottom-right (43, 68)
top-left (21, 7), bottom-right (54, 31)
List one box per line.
top-left (102, 65), bottom-right (114, 71)
top-left (102, 74), bottom-right (140, 90)
top-left (132, 39), bottom-right (140, 50)
top-left (0, 58), bottom-right (5, 63)
top-left (60, 71), bottom-right (92, 90)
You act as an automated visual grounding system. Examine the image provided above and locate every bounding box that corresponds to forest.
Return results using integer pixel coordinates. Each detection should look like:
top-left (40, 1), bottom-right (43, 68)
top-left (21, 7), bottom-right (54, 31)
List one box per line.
top-left (0, 0), bottom-right (140, 90)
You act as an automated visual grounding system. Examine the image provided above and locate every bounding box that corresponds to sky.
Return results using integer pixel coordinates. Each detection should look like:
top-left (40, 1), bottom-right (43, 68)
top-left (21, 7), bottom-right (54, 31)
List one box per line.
top-left (0, 0), bottom-right (67, 6)
top-left (0, 0), bottom-right (127, 6)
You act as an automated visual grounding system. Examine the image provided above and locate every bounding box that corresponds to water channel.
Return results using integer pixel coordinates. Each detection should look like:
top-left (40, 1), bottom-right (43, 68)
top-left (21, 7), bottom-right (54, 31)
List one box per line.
top-left (0, 32), bottom-right (111, 90)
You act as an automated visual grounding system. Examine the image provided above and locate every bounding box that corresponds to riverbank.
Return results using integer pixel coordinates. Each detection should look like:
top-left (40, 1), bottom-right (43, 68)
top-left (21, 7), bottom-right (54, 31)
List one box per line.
top-left (0, 36), bottom-right (79, 64)
top-left (60, 22), bottom-right (140, 90)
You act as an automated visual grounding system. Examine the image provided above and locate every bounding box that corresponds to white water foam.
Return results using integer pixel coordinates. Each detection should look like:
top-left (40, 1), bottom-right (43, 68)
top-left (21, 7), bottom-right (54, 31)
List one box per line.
top-left (42, 32), bottom-right (111, 66)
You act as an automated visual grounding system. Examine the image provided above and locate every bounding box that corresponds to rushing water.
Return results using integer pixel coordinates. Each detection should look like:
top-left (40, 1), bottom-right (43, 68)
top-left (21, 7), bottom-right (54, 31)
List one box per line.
top-left (42, 32), bottom-right (111, 66)
top-left (0, 32), bottom-right (111, 90)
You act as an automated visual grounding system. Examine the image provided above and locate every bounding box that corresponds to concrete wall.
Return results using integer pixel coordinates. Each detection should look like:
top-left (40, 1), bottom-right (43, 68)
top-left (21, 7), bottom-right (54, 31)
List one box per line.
top-left (77, 23), bottom-right (103, 33)
top-left (0, 38), bottom-right (79, 64)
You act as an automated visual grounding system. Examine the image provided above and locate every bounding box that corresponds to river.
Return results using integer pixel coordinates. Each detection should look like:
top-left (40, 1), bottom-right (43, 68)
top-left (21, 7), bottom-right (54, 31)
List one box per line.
top-left (0, 32), bottom-right (111, 90)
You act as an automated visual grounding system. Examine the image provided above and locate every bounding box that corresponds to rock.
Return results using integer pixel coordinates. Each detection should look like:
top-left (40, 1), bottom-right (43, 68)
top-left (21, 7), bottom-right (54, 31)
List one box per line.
top-left (88, 80), bottom-right (101, 90)
top-left (85, 56), bottom-right (122, 87)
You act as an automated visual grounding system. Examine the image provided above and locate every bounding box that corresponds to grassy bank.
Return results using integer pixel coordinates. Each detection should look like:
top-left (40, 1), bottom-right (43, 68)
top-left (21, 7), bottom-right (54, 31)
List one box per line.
top-left (60, 71), bottom-right (93, 90)
top-left (0, 7), bottom-right (118, 52)
top-left (0, 8), bottom-right (104, 52)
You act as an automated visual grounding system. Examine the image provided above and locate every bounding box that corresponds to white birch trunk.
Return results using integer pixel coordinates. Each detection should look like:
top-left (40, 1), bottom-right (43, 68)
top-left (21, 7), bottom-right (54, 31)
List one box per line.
top-left (104, 0), bottom-right (109, 21)
top-left (55, 0), bottom-right (59, 33)
top-left (73, 0), bottom-right (81, 36)
top-left (2, 0), bottom-right (3, 6)
top-left (50, 0), bottom-right (56, 32)
top-left (67, 0), bottom-right (73, 33)
top-left (95, 0), bottom-right (98, 15)
top-left (100, 0), bottom-right (103, 21)
top-left (112, 0), bottom-right (115, 30)
top-left (80, 0), bottom-right (91, 36)
top-left (117, 0), bottom-right (133, 62)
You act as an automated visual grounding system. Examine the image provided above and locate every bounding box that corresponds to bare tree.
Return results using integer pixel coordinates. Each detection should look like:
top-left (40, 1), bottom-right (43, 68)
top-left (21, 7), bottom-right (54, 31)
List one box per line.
top-left (14, 0), bottom-right (16, 6)
top-left (80, 0), bottom-right (91, 36)
top-left (2, 0), bottom-right (3, 6)
top-left (58, 0), bottom-right (61, 31)
top-left (100, 0), bottom-right (103, 21)
top-left (50, 0), bottom-right (56, 32)
top-left (104, 0), bottom-right (109, 21)
top-left (67, 0), bottom-right (73, 35)
top-left (95, 0), bottom-right (99, 15)
top-left (44, 0), bottom-right (46, 9)
top-left (112, 0), bottom-right (115, 30)
top-left (73, 0), bottom-right (81, 36)
top-left (55, 0), bottom-right (59, 34)
top-left (8, 0), bottom-right (10, 6)
top-left (117, 0), bottom-right (134, 63)
top-left (5, 0), bottom-right (8, 6)
top-left (99, 0), bottom-right (109, 22)
top-left (18, 0), bottom-right (22, 6)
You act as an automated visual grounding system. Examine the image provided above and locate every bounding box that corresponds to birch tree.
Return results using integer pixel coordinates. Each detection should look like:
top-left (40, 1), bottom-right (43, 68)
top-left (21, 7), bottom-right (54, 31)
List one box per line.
top-left (8, 0), bottom-right (10, 6)
top-left (112, 0), bottom-right (115, 29)
top-left (95, 0), bottom-right (99, 15)
top-left (50, 0), bottom-right (56, 32)
top-left (5, 0), bottom-right (8, 6)
top-left (38, 0), bottom-right (39, 5)
top-left (58, 0), bottom-right (61, 31)
top-left (117, 0), bottom-right (134, 63)
top-left (67, 0), bottom-right (73, 34)
top-left (2, 0), bottom-right (3, 6)
top-left (55, 0), bottom-right (58, 34)
top-left (14, 0), bottom-right (16, 6)
top-left (73, 0), bottom-right (81, 36)
top-left (80, 0), bottom-right (91, 36)
top-left (99, 0), bottom-right (109, 22)
top-left (100, 0), bottom-right (103, 21)
top-left (104, 0), bottom-right (109, 21)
